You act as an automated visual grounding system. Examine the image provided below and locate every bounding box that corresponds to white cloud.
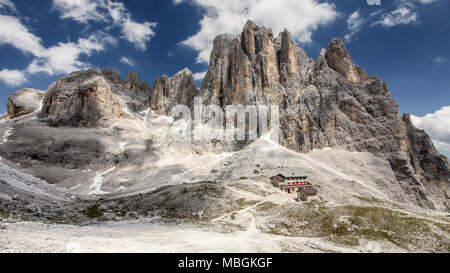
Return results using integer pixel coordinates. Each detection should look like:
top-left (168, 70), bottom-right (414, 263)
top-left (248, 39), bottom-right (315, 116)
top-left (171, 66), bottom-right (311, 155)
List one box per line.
top-left (0, 69), bottom-right (27, 87)
top-left (433, 140), bottom-right (450, 158)
top-left (366, 0), bottom-right (381, 5)
top-left (372, 4), bottom-right (418, 27)
top-left (417, 0), bottom-right (436, 4)
top-left (175, 0), bottom-right (338, 63)
top-left (119, 56), bottom-right (134, 66)
top-left (0, 0), bottom-right (16, 13)
top-left (53, 0), bottom-right (157, 50)
top-left (52, 0), bottom-right (107, 23)
top-left (26, 32), bottom-right (117, 75)
top-left (344, 10), bottom-right (364, 43)
top-left (0, 14), bottom-right (117, 84)
top-left (411, 106), bottom-right (450, 157)
top-left (0, 0), bottom-right (16, 12)
top-left (193, 71), bottom-right (206, 81)
top-left (0, 15), bottom-right (46, 57)
top-left (122, 18), bottom-right (157, 50)
top-left (432, 56), bottom-right (445, 63)
top-left (104, 0), bottom-right (157, 50)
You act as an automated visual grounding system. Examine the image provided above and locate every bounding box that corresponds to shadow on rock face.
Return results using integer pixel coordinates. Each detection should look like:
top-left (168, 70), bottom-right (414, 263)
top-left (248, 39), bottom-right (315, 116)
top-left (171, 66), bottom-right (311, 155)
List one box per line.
top-left (0, 123), bottom-right (106, 168)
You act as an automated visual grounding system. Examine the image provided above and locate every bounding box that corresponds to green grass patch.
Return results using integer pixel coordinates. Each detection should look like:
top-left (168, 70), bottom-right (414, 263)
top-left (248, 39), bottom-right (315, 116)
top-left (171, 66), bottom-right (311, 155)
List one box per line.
top-left (353, 195), bottom-right (382, 205)
top-left (82, 205), bottom-right (103, 219)
top-left (257, 203), bottom-right (449, 251)
top-left (256, 202), bottom-right (279, 212)
top-left (0, 207), bottom-right (10, 219)
top-left (235, 198), bottom-right (258, 208)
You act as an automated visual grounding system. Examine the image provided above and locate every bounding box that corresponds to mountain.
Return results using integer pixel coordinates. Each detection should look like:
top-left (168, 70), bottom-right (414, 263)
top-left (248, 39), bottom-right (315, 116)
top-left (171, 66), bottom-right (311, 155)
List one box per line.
top-left (0, 21), bottom-right (450, 210)
top-left (0, 21), bottom-right (449, 252)
top-left (151, 68), bottom-right (198, 115)
top-left (0, 21), bottom-right (448, 211)
top-left (38, 68), bottom-right (151, 128)
top-left (197, 20), bottom-right (449, 210)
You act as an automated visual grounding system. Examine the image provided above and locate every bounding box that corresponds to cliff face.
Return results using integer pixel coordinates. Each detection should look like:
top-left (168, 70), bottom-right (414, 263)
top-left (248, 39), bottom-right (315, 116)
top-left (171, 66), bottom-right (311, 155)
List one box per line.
top-left (198, 20), bottom-right (449, 210)
top-left (36, 67), bottom-right (197, 127)
top-left (402, 114), bottom-right (450, 206)
top-left (7, 88), bottom-right (44, 119)
top-left (2, 21), bottom-right (448, 210)
top-left (151, 68), bottom-right (198, 115)
top-left (38, 69), bottom-right (153, 128)
top-left (122, 71), bottom-right (152, 112)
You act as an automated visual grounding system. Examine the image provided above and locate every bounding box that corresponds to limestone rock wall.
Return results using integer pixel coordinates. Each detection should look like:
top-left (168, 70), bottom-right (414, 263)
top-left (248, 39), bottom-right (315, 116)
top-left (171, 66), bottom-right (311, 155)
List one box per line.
top-left (150, 68), bottom-right (198, 115)
top-left (198, 20), bottom-right (449, 209)
top-left (7, 88), bottom-right (44, 119)
top-left (37, 68), bottom-right (152, 128)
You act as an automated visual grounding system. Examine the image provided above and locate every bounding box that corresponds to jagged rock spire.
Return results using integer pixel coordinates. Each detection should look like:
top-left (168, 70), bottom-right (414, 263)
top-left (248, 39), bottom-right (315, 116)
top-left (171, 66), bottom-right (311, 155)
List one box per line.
top-left (325, 38), bottom-right (371, 85)
top-left (197, 21), bottom-right (449, 210)
top-left (150, 68), bottom-right (198, 115)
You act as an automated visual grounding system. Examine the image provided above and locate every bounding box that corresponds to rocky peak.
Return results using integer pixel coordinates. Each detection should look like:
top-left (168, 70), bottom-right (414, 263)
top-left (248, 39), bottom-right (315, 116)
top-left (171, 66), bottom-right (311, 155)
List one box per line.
top-left (7, 88), bottom-right (44, 119)
top-left (326, 38), bottom-right (361, 85)
top-left (122, 71), bottom-right (152, 110)
top-left (316, 48), bottom-right (328, 70)
top-left (150, 68), bottom-right (198, 115)
top-left (325, 38), bottom-right (371, 86)
top-left (278, 29), bottom-right (299, 72)
top-left (277, 28), bottom-right (302, 101)
top-left (198, 21), bottom-right (449, 210)
top-left (100, 68), bottom-right (122, 84)
top-left (241, 20), bottom-right (259, 55)
top-left (200, 20), bottom-right (289, 107)
top-left (39, 70), bottom-right (125, 128)
top-left (12, 68), bottom-right (152, 128)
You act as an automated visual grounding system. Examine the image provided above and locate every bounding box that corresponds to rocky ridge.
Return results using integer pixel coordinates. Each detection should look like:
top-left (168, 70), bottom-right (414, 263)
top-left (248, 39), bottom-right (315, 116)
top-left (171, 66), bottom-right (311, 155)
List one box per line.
top-left (195, 20), bottom-right (449, 210)
top-left (38, 68), bottom-right (153, 128)
top-left (0, 21), bottom-right (448, 211)
top-left (151, 68), bottom-right (198, 115)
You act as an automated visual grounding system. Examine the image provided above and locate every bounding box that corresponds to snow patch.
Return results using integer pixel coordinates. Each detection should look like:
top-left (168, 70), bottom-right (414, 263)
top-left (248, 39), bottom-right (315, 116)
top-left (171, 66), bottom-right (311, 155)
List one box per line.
top-left (88, 172), bottom-right (108, 195)
top-left (119, 142), bottom-right (129, 151)
top-left (88, 167), bottom-right (116, 195)
top-left (139, 108), bottom-right (151, 123)
top-left (312, 147), bottom-right (332, 152)
top-left (115, 186), bottom-right (127, 192)
top-left (171, 171), bottom-right (190, 183)
top-left (1, 127), bottom-right (14, 144)
top-left (212, 152), bottom-right (235, 160)
top-left (34, 97), bottom-right (44, 114)
top-left (70, 184), bottom-right (82, 190)
top-left (151, 114), bottom-right (174, 125)
top-left (122, 107), bottom-right (144, 131)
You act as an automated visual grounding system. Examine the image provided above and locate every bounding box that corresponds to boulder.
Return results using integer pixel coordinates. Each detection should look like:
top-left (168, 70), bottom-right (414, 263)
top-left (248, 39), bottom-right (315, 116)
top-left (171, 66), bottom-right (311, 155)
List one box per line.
top-left (7, 88), bottom-right (44, 119)
top-left (99, 213), bottom-right (116, 221)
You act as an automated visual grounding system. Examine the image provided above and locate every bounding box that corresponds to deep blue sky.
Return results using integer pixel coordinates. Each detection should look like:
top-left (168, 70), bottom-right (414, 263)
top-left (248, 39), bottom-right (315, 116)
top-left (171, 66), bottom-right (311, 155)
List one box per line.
top-left (0, 0), bottom-right (449, 118)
